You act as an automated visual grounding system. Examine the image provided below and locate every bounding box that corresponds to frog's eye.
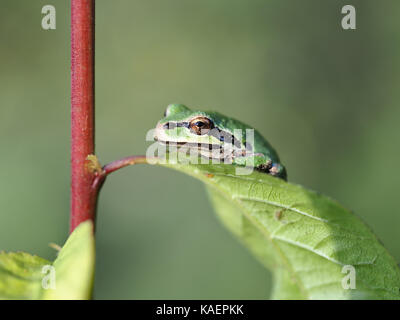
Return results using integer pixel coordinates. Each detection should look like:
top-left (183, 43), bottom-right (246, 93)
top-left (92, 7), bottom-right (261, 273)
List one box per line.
top-left (189, 117), bottom-right (213, 135)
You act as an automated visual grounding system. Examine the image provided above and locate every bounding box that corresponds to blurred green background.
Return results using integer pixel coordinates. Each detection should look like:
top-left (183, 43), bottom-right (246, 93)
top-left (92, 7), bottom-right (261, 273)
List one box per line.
top-left (0, 0), bottom-right (399, 299)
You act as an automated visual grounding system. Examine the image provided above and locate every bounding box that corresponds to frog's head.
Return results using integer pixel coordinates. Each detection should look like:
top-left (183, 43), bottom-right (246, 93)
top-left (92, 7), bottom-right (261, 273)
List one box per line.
top-left (154, 104), bottom-right (244, 150)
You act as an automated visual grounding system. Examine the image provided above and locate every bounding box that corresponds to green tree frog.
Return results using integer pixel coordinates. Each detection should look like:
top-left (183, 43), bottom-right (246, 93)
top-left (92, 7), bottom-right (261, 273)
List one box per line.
top-left (154, 104), bottom-right (287, 180)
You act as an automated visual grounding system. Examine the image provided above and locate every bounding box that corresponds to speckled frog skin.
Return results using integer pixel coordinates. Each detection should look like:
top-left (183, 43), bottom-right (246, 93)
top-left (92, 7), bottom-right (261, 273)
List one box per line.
top-left (154, 104), bottom-right (287, 180)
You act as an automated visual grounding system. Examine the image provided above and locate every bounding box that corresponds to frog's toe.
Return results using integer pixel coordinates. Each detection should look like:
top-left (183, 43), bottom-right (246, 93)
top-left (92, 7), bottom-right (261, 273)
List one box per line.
top-left (269, 164), bottom-right (287, 181)
top-left (256, 162), bottom-right (287, 181)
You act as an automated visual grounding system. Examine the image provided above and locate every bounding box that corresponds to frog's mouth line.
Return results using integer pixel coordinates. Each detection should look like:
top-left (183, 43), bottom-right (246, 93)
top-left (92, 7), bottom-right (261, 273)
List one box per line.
top-left (155, 138), bottom-right (223, 151)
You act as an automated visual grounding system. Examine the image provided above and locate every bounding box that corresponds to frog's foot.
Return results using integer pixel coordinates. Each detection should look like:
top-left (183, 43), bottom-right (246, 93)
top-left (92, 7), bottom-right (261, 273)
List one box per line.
top-left (256, 161), bottom-right (287, 181)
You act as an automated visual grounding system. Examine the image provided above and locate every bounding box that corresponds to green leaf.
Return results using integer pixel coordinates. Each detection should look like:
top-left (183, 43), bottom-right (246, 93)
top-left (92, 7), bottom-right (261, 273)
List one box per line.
top-left (42, 220), bottom-right (95, 299)
top-left (161, 161), bottom-right (400, 299)
top-left (0, 252), bottom-right (50, 299)
top-left (0, 220), bottom-right (95, 300)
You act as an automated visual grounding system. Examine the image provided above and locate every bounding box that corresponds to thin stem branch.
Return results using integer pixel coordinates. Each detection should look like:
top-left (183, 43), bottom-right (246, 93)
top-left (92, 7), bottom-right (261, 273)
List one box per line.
top-left (70, 0), bottom-right (96, 233)
top-left (91, 155), bottom-right (153, 192)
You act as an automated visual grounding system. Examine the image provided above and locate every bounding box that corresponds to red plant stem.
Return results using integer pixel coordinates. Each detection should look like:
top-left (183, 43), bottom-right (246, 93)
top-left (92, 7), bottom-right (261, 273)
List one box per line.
top-left (70, 0), bottom-right (96, 233)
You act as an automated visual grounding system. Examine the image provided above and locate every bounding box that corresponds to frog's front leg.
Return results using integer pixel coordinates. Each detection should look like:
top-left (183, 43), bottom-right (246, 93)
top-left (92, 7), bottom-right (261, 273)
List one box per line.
top-left (231, 153), bottom-right (266, 169)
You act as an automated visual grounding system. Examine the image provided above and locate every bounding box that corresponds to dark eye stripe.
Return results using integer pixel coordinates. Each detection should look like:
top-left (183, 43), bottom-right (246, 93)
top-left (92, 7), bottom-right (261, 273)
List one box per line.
top-left (162, 122), bottom-right (253, 151)
top-left (163, 122), bottom-right (190, 129)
